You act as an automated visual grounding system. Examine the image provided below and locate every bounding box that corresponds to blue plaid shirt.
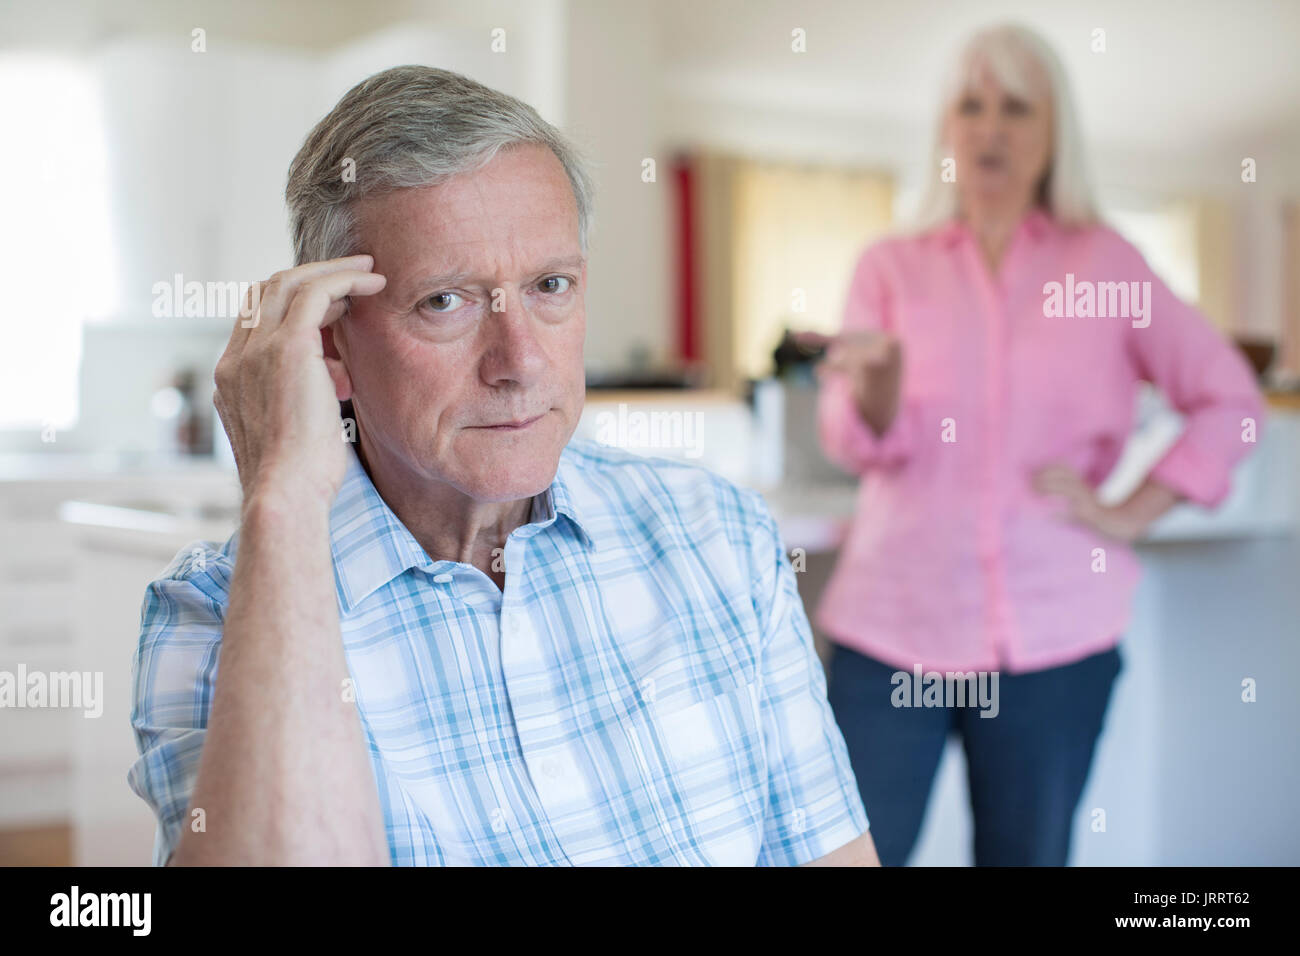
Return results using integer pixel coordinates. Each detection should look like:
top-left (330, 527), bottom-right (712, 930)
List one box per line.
top-left (129, 439), bottom-right (869, 865)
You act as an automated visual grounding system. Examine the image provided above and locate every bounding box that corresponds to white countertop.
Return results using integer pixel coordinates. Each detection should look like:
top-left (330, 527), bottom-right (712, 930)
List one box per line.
top-left (0, 451), bottom-right (233, 483)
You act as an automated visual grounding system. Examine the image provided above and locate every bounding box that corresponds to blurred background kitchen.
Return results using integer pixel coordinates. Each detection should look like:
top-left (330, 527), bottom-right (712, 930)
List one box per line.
top-left (1, 0), bottom-right (1297, 866)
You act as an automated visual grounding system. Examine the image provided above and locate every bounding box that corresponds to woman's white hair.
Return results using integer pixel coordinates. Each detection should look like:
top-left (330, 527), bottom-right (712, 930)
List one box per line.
top-left (910, 23), bottom-right (1099, 230)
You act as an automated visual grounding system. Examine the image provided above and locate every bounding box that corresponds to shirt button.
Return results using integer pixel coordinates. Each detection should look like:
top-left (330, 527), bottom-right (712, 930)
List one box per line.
top-left (432, 573), bottom-right (453, 584)
top-left (542, 757), bottom-right (562, 779)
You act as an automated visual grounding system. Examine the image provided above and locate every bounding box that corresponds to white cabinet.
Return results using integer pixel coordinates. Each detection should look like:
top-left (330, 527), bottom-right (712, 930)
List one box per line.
top-left (63, 471), bottom-right (239, 866)
top-left (0, 480), bottom-right (85, 829)
top-left (0, 461), bottom-right (238, 864)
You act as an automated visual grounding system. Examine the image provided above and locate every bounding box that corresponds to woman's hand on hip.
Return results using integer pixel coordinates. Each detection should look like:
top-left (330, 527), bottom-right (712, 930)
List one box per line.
top-left (1032, 464), bottom-right (1145, 542)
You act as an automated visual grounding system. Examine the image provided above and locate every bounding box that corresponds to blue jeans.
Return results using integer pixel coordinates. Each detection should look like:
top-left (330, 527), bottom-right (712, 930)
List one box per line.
top-left (825, 641), bottom-right (1123, 866)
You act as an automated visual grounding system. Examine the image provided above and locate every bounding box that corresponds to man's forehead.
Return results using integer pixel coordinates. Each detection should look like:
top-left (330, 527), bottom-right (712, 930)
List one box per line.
top-left (354, 155), bottom-right (580, 287)
top-left (367, 218), bottom-right (583, 288)
top-left (359, 145), bottom-right (572, 223)
top-left (366, 211), bottom-right (577, 260)
top-left (398, 253), bottom-right (586, 294)
top-left (357, 188), bottom-right (572, 245)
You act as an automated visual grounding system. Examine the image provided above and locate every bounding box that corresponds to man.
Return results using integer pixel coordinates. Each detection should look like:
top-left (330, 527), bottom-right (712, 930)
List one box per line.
top-left (128, 65), bottom-right (877, 866)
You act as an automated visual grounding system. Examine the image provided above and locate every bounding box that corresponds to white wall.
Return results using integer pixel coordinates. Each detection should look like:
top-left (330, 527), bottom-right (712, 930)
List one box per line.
top-left (564, 0), bottom-right (672, 374)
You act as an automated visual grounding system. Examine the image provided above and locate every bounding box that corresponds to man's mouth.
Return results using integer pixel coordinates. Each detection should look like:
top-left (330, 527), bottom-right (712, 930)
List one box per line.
top-left (474, 412), bottom-right (546, 431)
top-left (976, 153), bottom-right (1006, 171)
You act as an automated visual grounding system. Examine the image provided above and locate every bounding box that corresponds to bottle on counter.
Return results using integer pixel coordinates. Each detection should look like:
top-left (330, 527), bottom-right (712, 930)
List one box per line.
top-left (150, 368), bottom-right (205, 457)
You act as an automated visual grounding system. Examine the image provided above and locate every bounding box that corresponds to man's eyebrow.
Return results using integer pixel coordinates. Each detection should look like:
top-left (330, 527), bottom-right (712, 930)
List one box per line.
top-left (407, 256), bottom-right (586, 291)
top-left (532, 255), bottom-right (586, 273)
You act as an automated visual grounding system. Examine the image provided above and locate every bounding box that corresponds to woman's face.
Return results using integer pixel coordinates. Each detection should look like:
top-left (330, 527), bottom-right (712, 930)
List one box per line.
top-left (945, 63), bottom-right (1053, 216)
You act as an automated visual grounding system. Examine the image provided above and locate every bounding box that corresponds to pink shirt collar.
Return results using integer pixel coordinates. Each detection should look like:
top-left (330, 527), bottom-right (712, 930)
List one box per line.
top-left (933, 207), bottom-right (1054, 247)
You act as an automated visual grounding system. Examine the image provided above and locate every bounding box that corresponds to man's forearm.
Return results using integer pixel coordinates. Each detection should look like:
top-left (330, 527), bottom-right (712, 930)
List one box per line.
top-left (171, 490), bottom-right (388, 865)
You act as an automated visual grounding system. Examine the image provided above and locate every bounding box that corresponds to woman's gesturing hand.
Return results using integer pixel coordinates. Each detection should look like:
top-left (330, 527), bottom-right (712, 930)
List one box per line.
top-left (213, 255), bottom-right (387, 510)
top-left (801, 329), bottom-right (904, 437)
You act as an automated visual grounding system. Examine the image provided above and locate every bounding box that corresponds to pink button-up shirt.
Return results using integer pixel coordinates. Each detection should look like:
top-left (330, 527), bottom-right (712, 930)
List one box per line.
top-left (816, 208), bottom-right (1266, 673)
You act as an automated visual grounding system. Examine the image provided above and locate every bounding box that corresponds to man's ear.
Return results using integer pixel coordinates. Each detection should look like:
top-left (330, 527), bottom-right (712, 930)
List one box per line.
top-left (322, 323), bottom-right (354, 401)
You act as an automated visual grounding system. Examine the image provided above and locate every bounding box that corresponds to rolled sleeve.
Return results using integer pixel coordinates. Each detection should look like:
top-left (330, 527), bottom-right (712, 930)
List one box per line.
top-left (745, 493), bottom-right (869, 866)
top-left (127, 543), bottom-right (229, 866)
top-left (1123, 241), bottom-right (1267, 508)
top-left (819, 372), bottom-right (916, 472)
top-left (1147, 422), bottom-right (1260, 509)
top-left (817, 243), bottom-right (915, 473)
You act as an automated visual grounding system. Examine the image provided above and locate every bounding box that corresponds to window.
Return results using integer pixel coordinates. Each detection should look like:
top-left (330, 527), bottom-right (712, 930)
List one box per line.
top-left (0, 56), bottom-right (117, 431)
top-left (1103, 198), bottom-right (1200, 306)
top-left (687, 154), bottom-right (894, 389)
top-left (730, 160), bottom-right (894, 380)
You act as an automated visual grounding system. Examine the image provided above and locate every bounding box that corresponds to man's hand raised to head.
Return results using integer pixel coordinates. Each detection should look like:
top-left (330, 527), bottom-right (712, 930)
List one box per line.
top-left (172, 256), bottom-right (392, 866)
top-left (214, 255), bottom-right (386, 510)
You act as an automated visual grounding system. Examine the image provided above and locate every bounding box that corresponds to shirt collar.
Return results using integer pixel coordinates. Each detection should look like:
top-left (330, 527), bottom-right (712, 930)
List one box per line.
top-left (932, 206), bottom-right (1054, 247)
top-left (547, 445), bottom-right (597, 550)
top-left (329, 442), bottom-right (596, 613)
top-left (933, 218), bottom-right (966, 247)
top-left (1020, 206), bottom-right (1052, 241)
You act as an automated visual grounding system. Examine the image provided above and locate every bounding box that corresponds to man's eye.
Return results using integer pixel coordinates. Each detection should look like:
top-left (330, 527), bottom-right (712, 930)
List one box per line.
top-left (538, 275), bottom-right (571, 294)
top-left (1004, 98), bottom-right (1030, 116)
top-left (424, 291), bottom-right (465, 313)
top-left (957, 96), bottom-right (981, 115)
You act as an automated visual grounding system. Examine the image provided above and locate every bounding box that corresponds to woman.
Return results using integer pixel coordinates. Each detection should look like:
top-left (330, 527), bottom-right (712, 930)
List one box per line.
top-left (812, 24), bottom-right (1265, 866)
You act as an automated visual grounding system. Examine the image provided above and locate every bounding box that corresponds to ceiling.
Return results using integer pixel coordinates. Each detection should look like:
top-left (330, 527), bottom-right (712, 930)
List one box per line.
top-left (657, 0), bottom-right (1300, 155)
top-left (6, 0), bottom-right (1298, 155)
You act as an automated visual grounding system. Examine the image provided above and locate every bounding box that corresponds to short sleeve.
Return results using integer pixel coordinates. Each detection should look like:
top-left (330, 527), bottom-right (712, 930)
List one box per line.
top-left (127, 542), bottom-right (230, 866)
top-left (817, 243), bottom-right (916, 473)
top-left (745, 491), bottom-right (870, 866)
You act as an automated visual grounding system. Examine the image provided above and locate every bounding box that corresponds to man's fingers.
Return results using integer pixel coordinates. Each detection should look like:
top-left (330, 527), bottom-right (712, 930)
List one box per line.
top-left (247, 255), bottom-right (378, 335)
top-left (281, 269), bottom-right (388, 336)
top-left (258, 255), bottom-right (378, 333)
top-left (222, 255), bottom-right (377, 361)
top-left (322, 297), bottom-right (349, 328)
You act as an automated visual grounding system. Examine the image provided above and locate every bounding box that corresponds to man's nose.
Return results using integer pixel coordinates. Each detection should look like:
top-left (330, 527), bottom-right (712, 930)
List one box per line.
top-left (479, 289), bottom-right (547, 388)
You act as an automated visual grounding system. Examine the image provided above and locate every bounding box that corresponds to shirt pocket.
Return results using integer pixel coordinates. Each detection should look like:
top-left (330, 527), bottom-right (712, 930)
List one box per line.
top-left (649, 678), bottom-right (762, 768)
top-left (627, 677), bottom-right (767, 864)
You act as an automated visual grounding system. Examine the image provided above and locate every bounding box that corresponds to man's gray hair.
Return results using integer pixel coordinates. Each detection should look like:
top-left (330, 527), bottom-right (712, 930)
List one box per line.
top-left (286, 65), bottom-right (595, 266)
